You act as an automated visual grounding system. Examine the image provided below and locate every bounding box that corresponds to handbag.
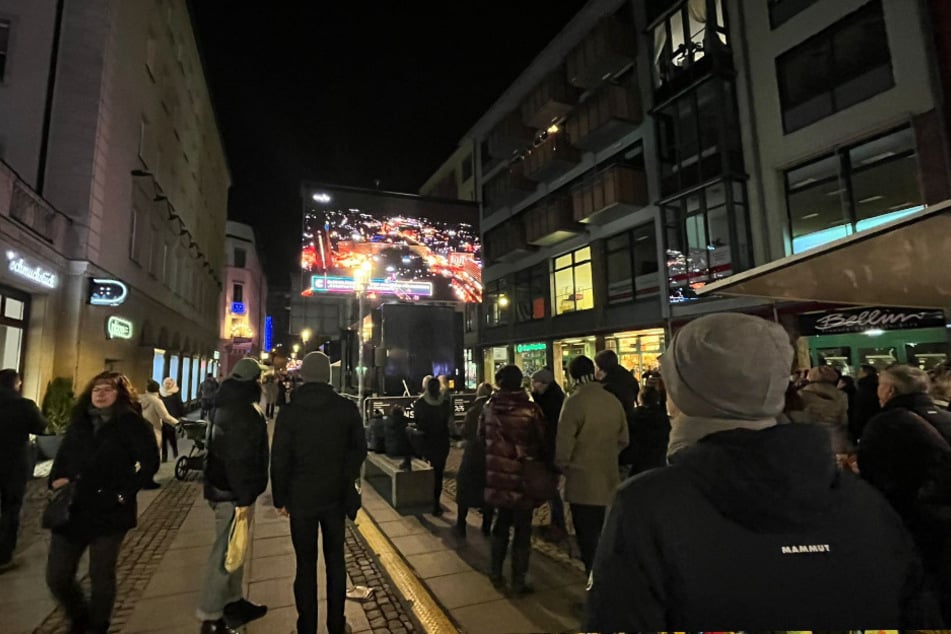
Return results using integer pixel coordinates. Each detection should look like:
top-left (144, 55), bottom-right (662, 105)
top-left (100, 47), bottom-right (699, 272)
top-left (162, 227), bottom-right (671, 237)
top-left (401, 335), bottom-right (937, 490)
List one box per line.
top-left (345, 478), bottom-right (362, 521)
top-left (42, 482), bottom-right (76, 530)
top-left (521, 458), bottom-right (559, 503)
top-left (224, 506), bottom-right (251, 573)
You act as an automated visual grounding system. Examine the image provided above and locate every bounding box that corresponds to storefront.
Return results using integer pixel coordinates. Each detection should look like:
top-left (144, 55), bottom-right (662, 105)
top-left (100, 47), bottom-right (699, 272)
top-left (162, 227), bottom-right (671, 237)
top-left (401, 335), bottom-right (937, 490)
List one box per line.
top-left (553, 336), bottom-right (597, 387)
top-left (483, 346), bottom-right (511, 380)
top-left (603, 328), bottom-right (666, 378)
top-left (800, 307), bottom-right (948, 374)
top-left (0, 285), bottom-right (28, 370)
top-left (513, 342), bottom-right (548, 377)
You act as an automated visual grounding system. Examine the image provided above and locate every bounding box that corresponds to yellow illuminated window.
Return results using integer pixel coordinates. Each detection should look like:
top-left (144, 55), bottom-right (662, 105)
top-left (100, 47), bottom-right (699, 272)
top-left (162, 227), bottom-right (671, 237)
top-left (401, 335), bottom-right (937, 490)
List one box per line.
top-left (552, 247), bottom-right (594, 315)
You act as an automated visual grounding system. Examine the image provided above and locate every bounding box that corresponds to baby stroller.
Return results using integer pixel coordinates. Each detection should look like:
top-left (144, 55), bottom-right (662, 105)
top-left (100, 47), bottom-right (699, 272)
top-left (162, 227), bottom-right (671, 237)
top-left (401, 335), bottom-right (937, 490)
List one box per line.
top-left (175, 420), bottom-right (209, 481)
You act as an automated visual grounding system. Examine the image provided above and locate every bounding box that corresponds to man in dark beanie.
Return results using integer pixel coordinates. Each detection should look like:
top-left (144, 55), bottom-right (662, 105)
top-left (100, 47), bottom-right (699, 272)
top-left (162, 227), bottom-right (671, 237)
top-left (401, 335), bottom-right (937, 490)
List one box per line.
top-left (585, 313), bottom-right (936, 631)
top-left (271, 351), bottom-right (367, 634)
top-left (594, 349), bottom-right (640, 477)
top-left (556, 355), bottom-right (628, 576)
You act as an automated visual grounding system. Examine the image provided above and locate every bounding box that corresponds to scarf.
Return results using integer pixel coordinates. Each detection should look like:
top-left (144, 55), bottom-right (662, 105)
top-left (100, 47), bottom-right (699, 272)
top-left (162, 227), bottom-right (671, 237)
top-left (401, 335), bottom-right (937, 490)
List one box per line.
top-left (667, 413), bottom-right (777, 460)
top-left (88, 406), bottom-right (114, 433)
top-left (568, 374), bottom-right (596, 394)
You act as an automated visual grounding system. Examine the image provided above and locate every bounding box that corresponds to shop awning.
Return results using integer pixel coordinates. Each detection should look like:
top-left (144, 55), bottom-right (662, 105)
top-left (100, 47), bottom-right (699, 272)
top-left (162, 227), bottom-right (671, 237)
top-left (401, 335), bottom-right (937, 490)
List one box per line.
top-left (697, 201), bottom-right (951, 311)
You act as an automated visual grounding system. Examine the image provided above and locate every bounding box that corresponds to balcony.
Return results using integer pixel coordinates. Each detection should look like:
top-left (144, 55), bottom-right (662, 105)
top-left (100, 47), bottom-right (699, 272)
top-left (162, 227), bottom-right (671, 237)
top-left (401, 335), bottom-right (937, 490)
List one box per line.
top-left (1, 165), bottom-right (71, 251)
top-left (566, 82), bottom-right (642, 152)
top-left (485, 219), bottom-right (533, 263)
top-left (523, 136), bottom-right (581, 183)
top-left (566, 17), bottom-right (637, 90)
top-left (487, 111), bottom-right (534, 160)
top-left (521, 71), bottom-right (577, 130)
top-left (524, 196), bottom-right (579, 247)
top-left (572, 164), bottom-right (648, 225)
top-left (483, 162), bottom-right (536, 214)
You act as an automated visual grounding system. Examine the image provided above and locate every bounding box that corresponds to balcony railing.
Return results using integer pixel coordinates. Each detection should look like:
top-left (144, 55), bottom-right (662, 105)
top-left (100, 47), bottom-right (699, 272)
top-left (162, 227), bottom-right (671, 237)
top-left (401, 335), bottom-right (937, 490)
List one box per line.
top-left (524, 196), bottom-right (579, 246)
top-left (523, 136), bottom-right (581, 183)
top-left (566, 82), bottom-right (642, 152)
top-left (566, 17), bottom-right (637, 90)
top-left (483, 162), bottom-right (536, 214)
top-left (485, 219), bottom-right (532, 264)
top-left (1, 162), bottom-right (72, 250)
top-left (521, 71), bottom-right (578, 130)
top-left (487, 111), bottom-right (535, 160)
top-left (572, 164), bottom-right (648, 225)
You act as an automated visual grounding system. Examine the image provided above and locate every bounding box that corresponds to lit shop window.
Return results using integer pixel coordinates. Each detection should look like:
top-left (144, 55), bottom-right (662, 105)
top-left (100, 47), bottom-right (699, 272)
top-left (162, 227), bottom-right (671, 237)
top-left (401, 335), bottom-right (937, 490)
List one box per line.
top-left (552, 247), bottom-right (593, 316)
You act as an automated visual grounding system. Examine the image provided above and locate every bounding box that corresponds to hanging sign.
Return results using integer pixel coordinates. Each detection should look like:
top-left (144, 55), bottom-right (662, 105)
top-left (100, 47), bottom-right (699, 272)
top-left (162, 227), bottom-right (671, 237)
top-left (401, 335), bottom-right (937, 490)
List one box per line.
top-left (799, 307), bottom-right (946, 336)
top-left (106, 316), bottom-right (134, 340)
top-left (6, 251), bottom-right (58, 289)
top-left (89, 278), bottom-right (129, 306)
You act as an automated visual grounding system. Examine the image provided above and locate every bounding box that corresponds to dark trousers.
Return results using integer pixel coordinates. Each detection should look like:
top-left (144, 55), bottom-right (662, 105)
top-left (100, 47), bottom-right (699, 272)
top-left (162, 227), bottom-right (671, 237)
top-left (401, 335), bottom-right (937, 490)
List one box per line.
top-left (491, 508), bottom-right (533, 582)
top-left (265, 402), bottom-right (275, 418)
top-left (47, 531), bottom-right (125, 632)
top-left (570, 503), bottom-right (606, 574)
top-left (200, 399), bottom-right (214, 420)
top-left (290, 506), bottom-right (347, 634)
top-left (161, 423), bottom-right (178, 462)
top-left (457, 504), bottom-right (494, 532)
top-left (430, 453), bottom-right (447, 510)
top-left (0, 476), bottom-right (25, 563)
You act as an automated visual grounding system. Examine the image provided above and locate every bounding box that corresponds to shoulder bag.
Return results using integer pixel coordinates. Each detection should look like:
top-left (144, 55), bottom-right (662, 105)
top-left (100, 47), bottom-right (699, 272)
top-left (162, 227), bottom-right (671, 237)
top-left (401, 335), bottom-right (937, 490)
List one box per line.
top-left (42, 481), bottom-right (77, 530)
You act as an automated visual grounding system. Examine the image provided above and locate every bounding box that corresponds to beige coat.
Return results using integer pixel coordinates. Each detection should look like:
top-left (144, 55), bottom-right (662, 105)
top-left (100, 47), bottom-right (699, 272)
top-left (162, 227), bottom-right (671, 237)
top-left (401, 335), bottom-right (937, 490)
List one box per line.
top-left (140, 392), bottom-right (178, 452)
top-left (796, 382), bottom-right (850, 453)
top-left (555, 381), bottom-right (629, 506)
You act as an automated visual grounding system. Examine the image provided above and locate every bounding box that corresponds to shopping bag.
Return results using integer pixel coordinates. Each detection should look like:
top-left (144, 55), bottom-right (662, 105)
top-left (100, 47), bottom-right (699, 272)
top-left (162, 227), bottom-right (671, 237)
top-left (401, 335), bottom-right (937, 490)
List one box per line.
top-left (224, 505), bottom-right (251, 573)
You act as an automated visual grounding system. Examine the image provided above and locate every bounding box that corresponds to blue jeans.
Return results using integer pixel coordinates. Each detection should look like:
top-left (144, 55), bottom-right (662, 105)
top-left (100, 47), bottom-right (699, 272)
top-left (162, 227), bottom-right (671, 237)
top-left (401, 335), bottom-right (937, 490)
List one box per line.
top-left (196, 501), bottom-right (245, 621)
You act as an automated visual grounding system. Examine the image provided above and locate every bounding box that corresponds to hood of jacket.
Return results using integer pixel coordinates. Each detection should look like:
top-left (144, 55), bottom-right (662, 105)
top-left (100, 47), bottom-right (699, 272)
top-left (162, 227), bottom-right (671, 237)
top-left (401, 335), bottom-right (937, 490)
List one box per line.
top-left (882, 390), bottom-right (936, 413)
top-left (419, 391), bottom-right (445, 407)
top-left (676, 423), bottom-right (841, 533)
top-left (288, 382), bottom-right (338, 408)
top-left (800, 381), bottom-right (842, 403)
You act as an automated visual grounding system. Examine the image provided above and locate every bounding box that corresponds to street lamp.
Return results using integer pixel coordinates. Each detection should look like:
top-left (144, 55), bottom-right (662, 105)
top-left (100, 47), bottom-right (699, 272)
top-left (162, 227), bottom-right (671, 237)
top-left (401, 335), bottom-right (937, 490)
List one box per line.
top-left (301, 328), bottom-right (312, 352)
top-left (292, 343), bottom-right (301, 354)
top-left (353, 260), bottom-right (373, 424)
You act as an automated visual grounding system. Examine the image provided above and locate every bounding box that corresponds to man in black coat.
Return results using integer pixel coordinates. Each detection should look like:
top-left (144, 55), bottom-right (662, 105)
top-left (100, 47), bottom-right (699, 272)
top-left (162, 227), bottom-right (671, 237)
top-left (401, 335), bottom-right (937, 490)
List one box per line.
top-left (530, 368), bottom-right (567, 540)
top-left (586, 313), bottom-right (936, 631)
top-left (594, 350), bottom-right (639, 475)
top-left (851, 364), bottom-right (882, 442)
top-left (859, 364), bottom-right (951, 622)
top-left (0, 369), bottom-right (47, 571)
top-left (271, 352), bottom-right (367, 634)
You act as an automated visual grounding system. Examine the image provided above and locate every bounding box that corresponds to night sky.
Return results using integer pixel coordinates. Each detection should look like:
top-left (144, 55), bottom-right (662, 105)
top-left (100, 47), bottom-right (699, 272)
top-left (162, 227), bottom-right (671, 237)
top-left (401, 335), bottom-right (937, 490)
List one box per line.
top-left (190, 1), bottom-right (589, 284)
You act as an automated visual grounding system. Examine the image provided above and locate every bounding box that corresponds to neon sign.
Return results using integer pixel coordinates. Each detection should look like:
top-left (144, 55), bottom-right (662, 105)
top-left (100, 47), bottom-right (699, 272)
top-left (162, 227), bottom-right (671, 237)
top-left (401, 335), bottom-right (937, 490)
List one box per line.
top-left (516, 342), bottom-right (546, 353)
top-left (231, 302), bottom-right (246, 315)
top-left (89, 278), bottom-right (129, 306)
top-left (106, 316), bottom-right (134, 340)
top-left (6, 251), bottom-right (58, 289)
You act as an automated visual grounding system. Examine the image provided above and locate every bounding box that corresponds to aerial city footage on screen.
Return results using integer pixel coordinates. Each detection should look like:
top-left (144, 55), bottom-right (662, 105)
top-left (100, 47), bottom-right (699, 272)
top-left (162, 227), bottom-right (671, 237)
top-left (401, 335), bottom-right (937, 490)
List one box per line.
top-left (301, 208), bottom-right (483, 303)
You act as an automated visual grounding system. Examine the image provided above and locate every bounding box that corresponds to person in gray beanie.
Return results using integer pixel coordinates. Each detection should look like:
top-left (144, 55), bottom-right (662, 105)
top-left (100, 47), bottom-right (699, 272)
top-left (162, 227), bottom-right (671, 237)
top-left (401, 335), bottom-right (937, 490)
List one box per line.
top-left (585, 312), bottom-right (937, 630)
top-left (271, 351), bottom-right (366, 634)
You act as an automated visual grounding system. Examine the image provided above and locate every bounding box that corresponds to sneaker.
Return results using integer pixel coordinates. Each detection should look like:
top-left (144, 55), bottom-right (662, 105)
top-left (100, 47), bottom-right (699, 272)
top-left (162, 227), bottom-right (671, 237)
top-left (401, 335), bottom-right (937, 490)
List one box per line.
top-left (200, 619), bottom-right (234, 634)
top-left (223, 598), bottom-right (267, 628)
top-left (143, 481), bottom-right (161, 490)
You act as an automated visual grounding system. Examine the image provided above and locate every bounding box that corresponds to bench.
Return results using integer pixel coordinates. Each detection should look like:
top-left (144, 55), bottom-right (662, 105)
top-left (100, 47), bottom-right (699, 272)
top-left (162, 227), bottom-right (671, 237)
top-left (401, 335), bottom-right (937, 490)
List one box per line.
top-left (363, 453), bottom-right (434, 513)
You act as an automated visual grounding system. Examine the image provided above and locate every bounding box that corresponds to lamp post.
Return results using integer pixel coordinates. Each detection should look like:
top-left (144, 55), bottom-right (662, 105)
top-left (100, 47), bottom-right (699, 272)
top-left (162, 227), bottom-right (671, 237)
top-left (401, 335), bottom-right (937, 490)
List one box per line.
top-left (353, 261), bottom-right (372, 424)
top-left (301, 328), bottom-right (312, 352)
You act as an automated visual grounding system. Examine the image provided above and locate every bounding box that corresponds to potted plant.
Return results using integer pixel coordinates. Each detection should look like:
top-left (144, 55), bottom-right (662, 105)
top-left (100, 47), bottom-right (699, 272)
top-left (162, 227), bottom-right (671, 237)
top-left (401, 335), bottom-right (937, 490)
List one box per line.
top-left (36, 377), bottom-right (75, 460)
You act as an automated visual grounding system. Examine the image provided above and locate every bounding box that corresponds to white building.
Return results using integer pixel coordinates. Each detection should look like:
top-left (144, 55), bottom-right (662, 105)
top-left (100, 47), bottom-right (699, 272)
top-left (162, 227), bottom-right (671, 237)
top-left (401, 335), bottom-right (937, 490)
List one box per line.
top-left (220, 221), bottom-right (268, 377)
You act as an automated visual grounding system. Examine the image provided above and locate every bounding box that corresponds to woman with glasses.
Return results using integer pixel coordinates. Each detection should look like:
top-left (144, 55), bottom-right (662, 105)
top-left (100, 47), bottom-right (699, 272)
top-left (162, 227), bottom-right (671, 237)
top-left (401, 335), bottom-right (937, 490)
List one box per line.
top-left (46, 371), bottom-right (159, 634)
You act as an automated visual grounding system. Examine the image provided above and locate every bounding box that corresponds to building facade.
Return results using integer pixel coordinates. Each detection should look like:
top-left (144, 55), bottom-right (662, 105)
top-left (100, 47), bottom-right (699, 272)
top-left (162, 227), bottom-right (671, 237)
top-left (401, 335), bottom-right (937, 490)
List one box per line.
top-left (466, 0), bottom-right (951, 385)
top-left (219, 221), bottom-right (267, 377)
top-left (419, 142), bottom-right (478, 202)
top-left (0, 0), bottom-right (228, 403)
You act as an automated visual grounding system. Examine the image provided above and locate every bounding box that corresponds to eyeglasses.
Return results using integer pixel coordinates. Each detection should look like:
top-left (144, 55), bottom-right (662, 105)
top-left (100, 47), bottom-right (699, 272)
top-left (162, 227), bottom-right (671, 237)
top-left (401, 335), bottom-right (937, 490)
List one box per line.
top-left (91, 385), bottom-right (117, 394)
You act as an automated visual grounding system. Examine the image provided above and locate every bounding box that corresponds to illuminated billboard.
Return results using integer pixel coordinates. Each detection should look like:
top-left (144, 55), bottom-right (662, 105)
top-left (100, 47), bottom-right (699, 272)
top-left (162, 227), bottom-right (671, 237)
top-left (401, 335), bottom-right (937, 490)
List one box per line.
top-left (301, 186), bottom-right (482, 303)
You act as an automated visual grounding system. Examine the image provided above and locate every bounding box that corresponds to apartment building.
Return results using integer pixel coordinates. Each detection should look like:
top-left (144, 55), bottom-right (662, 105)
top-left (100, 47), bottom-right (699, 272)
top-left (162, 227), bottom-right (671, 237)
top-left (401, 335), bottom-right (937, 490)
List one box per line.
top-left (467, 0), bottom-right (951, 385)
top-left (0, 0), bottom-right (228, 400)
top-left (219, 221), bottom-right (267, 377)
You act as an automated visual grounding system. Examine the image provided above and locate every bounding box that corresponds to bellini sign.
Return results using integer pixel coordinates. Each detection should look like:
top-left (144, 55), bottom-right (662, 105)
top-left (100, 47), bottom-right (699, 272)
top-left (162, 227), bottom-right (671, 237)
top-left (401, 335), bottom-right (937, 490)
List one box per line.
top-left (799, 307), bottom-right (946, 336)
top-left (6, 251), bottom-right (58, 289)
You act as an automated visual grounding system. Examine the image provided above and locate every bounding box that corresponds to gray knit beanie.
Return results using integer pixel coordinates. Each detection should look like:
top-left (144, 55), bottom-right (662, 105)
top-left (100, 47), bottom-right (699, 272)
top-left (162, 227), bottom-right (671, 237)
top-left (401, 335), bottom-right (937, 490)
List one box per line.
top-left (660, 313), bottom-right (793, 420)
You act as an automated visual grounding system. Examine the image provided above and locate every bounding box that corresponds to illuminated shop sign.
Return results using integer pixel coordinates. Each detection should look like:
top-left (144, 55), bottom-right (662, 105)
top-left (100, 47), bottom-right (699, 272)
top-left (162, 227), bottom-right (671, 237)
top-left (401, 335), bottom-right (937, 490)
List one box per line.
top-left (106, 316), bottom-right (134, 340)
top-left (516, 342), bottom-right (546, 353)
top-left (89, 278), bottom-right (129, 306)
top-left (310, 275), bottom-right (433, 298)
top-left (799, 307), bottom-right (946, 336)
top-left (231, 302), bottom-right (246, 314)
top-left (6, 251), bottom-right (58, 289)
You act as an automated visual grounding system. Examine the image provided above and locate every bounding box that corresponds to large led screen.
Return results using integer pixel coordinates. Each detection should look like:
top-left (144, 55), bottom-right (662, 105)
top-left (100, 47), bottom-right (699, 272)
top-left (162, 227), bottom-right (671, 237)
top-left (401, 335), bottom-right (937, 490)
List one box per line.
top-left (301, 187), bottom-right (482, 302)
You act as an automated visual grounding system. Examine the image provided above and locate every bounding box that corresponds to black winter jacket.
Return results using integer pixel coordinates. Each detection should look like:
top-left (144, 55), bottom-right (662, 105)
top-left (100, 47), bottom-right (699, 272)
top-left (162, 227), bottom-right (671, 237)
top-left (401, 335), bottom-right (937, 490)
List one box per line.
top-left (600, 366), bottom-right (639, 418)
top-left (270, 382), bottom-right (367, 516)
top-left (49, 408), bottom-right (159, 538)
top-left (532, 382), bottom-right (565, 451)
top-left (586, 423), bottom-right (934, 630)
top-left (851, 374), bottom-right (882, 441)
top-left (0, 386), bottom-right (47, 484)
top-left (414, 393), bottom-right (451, 462)
top-left (623, 403), bottom-right (670, 474)
top-left (204, 380), bottom-right (269, 506)
top-left (160, 392), bottom-right (185, 419)
top-left (384, 411), bottom-right (412, 458)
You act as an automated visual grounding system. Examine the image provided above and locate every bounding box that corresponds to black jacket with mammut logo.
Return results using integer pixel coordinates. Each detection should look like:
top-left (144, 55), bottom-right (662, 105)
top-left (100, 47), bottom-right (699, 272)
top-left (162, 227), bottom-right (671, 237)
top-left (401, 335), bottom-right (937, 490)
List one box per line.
top-left (204, 380), bottom-right (269, 506)
top-left (585, 423), bottom-right (936, 630)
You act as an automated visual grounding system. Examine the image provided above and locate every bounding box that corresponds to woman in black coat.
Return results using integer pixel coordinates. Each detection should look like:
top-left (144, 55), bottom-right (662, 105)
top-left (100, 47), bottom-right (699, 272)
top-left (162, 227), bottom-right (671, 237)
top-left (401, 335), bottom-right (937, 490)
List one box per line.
top-left (46, 371), bottom-right (159, 634)
top-left (414, 378), bottom-right (452, 516)
top-left (454, 383), bottom-right (495, 537)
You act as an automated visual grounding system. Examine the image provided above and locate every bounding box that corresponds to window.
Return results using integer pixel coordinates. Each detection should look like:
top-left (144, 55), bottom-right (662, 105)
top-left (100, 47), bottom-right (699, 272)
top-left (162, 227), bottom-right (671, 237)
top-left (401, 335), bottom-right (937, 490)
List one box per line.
top-left (606, 223), bottom-right (660, 304)
top-left (232, 283), bottom-right (244, 304)
top-left (552, 247), bottom-right (594, 315)
top-left (787, 126), bottom-right (923, 253)
top-left (664, 180), bottom-right (750, 302)
top-left (234, 247), bottom-right (246, 268)
top-left (655, 78), bottom-right (743, 196)
top-left (769, 0), bottom-right (819, 28)
top-left (484, 279), bottom-right (510, 327)
top-left (514, 264), bottom-right (547, 322)
top-left (651, 0), bottom-right (727, 89)
top-left (777, 0), bottom-right (893, 133)
top-left (461, 155), bottom-right (474, 183)
top-left (0, 19), bottom-right (11, 82)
